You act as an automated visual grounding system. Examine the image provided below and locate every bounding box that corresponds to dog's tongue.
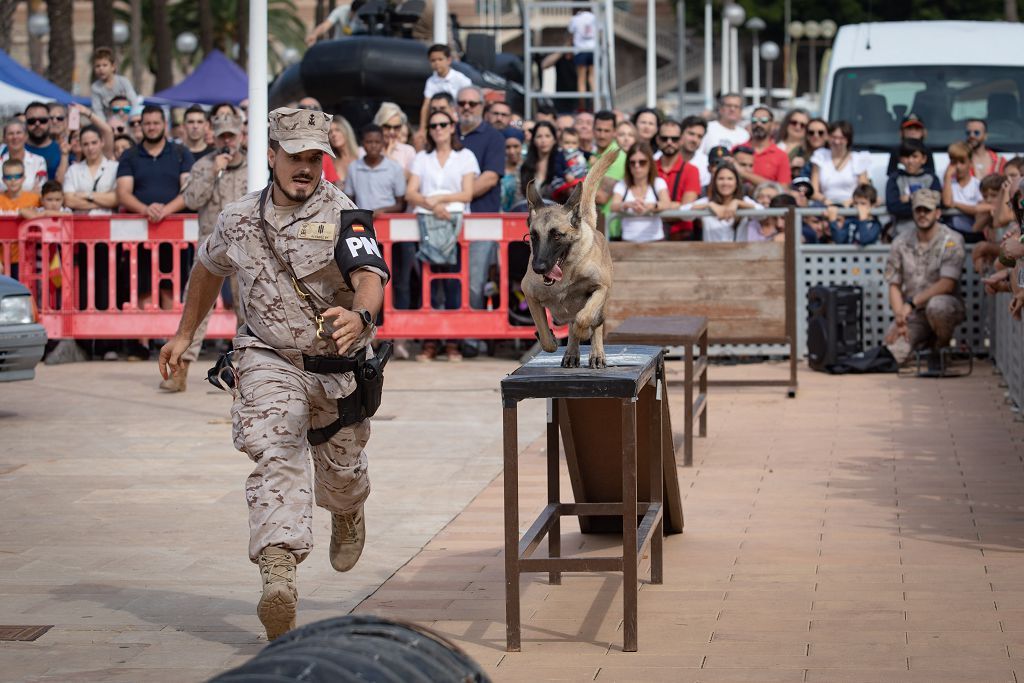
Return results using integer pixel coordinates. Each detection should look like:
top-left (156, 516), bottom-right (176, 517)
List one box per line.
top-left (547, 263), bottom-right (563, 282)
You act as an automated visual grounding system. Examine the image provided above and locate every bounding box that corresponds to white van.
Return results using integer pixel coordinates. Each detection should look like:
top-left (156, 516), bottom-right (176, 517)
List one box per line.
top-left (821, 21), bottom-right (1024, 189)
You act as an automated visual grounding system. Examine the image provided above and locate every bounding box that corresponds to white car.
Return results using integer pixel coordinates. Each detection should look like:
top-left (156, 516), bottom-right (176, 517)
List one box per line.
top-left (0, 275), bottom-right (47, 381)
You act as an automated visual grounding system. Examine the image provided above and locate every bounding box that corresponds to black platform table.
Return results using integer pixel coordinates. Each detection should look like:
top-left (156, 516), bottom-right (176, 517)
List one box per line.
top-left (500, 344), bottom-right (672, 652)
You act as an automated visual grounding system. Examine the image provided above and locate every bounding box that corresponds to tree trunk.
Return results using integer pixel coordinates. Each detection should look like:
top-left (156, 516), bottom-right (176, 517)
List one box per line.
top-left (0, 0), bottom-right (18, 54)
top-left (47, 0), bottom-right (74, 90)
top-left (198, 0), bottom-right (215, 54)
top-left (92, 0), bottom-right (114, 51)
top-left (28, 0), bottom-right (44, 75)
top-left (152, 0), bottom-right (173, 91)
top-left (1006, 0), bottom-right (1019, 22)
top-left (236, 0), bottom-right (248, 70)
top-left (130, 0), bottom-right (143, 91)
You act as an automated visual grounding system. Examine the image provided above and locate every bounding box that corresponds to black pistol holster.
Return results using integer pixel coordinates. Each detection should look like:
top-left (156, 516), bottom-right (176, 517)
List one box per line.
top-left (306, 341), bottom-right (393, 446)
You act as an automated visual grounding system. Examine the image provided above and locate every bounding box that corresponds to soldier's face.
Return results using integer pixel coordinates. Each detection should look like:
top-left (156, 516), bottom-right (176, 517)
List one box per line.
top-left (269, 147), bottom-right (323, 204)
top-left (913, 206), bottom-right (939, 230)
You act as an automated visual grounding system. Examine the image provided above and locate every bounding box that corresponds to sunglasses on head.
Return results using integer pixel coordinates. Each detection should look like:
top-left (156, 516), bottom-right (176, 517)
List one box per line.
top-left (112, 106), bottom-right (131, 114)
top-left (457, 100), bottom-right (481, 108)
top-left (26, 117), bottom-right (49, 125)
top-left (429, 121), bottom-right (450, 130)
top-left (658, 134), bottom-right (681, 142)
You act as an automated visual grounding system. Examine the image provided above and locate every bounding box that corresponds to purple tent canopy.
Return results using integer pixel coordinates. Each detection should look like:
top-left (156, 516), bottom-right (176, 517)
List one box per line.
top-left (149, 50), bottom-right (248, 106)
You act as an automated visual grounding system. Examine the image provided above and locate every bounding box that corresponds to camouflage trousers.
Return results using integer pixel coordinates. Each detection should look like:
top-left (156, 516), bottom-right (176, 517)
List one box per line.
top-left (885, 294), bottom-right (966, 363)
top-left (231, 347), bottom-right (371, 563)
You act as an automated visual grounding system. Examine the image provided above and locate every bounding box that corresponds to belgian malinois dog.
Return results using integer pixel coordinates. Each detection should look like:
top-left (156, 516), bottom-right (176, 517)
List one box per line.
top-left (522, 150), bottom-right (617, 368)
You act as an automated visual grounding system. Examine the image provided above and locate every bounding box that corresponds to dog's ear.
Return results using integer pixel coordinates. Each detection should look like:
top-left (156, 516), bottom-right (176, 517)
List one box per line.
top-left (564, 182), bottom-right (585, 227)
top-left (525, 179), bottom-right (544, 213)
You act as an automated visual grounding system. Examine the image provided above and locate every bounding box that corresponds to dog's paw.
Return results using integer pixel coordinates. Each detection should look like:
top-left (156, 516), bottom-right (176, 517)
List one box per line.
top-left (561, 349), bottom-right (580, 368)
top-left (589, 351), bottom-right (606, 369)
top-left (536, 329), bottom-right (558, 353)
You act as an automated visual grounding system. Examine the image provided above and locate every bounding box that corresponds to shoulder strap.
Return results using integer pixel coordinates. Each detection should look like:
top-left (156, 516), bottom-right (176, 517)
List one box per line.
top-left (670, 161), bottom-right (684, 201)
top-left (256, 185), bottom-right (327, 333)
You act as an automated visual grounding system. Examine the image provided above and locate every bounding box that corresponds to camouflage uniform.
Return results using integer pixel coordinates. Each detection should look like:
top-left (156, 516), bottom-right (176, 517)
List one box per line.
top-left (182, 117), bottom-right (248, 363)
top-left (198, 174), bottom-right (386, 563)
top-left (884, 222), bottom-right (966, 360)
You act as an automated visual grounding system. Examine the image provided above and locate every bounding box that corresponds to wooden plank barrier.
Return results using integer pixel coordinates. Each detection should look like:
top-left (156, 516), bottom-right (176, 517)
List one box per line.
top-left (605, 209), bottom-right (799, 396)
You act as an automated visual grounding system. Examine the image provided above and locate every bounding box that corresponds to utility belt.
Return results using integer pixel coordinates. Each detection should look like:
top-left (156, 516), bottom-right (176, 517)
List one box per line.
top-left (206, 342), bottom-right (393, 446)
top-left (304, 342), bottom-right (392, 446)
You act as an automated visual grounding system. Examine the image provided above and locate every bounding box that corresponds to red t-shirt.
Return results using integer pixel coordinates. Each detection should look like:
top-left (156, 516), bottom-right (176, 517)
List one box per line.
top-left (752, 142), bottom-right (792, 185)
top-left (657, 154), bottom-right (700, 237)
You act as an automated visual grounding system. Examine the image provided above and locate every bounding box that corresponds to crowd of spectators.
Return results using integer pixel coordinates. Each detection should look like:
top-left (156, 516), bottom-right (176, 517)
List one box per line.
top-left (5, 38), bottom-right (1024, 364)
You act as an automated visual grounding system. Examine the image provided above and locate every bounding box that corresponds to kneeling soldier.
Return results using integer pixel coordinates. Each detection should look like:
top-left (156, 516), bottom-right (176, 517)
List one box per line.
top-left (159, 107), bottom-right (390, 641)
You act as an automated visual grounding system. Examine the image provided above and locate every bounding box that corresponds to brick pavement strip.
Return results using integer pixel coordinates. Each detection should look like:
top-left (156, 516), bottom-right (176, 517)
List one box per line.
top-left (3, 359), bottom-right (1024, 681)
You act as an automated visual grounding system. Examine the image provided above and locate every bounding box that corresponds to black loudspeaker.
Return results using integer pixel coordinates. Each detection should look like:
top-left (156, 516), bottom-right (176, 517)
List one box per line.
top-left (807, 285), bottom-right (863, 371)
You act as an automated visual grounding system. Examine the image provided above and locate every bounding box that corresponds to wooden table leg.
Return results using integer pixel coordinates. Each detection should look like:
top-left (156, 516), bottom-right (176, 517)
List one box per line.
top-left (684, 340), bottom-right (694, 467)
top-left (503, 403), bottom-right (521, 652)
top-left (699, 329), bottom-right (708, 438)
top-left (547, 398), bottom-right (561, 585)
top-left (650, 370), bottom-right (664, 585)
top-left (621, 399), bottom-right (638, 652)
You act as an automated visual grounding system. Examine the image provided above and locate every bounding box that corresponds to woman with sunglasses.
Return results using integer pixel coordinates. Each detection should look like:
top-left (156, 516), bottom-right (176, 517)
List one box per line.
top-left (810, 120), bottom-right (872, 206)
top-left (323, 116), bottom-right (358, 188)
top-left (610, 142), bottom-right (672, 242)
top-left (371, 101), bottom-right (416, 173)
top-left (686, 162), bottom-right (761, 242)
top-left (776, 108), bottom-right (810, 160)
top-left (519, 121), bottom-right (562, 198)
top-left (406, 110), bottom-right (480, 362)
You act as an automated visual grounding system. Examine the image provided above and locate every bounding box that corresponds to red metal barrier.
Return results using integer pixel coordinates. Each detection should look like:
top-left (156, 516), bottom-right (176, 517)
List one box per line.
top-left (0, 213), bottom-right (552, 341)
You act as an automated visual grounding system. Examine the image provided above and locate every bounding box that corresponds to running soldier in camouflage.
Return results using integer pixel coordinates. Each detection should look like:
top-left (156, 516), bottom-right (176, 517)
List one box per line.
top-left (160, 110), bottom-right (249, 392)
top-left (884, 188), bottom-right (966, 365)
top-left (158, 107), bottom-right (390, 641)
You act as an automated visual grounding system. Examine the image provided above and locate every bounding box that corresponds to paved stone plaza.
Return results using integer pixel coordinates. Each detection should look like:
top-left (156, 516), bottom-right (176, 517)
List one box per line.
top-left (1, 357), bottom-right (1023, 682)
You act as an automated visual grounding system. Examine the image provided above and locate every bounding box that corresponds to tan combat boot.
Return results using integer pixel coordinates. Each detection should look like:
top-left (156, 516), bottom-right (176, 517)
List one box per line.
top-left (329, 506), bottom-right (365, 572)
top-left (257, 546), bottom-right (297, 641)
top-left (158, 361), bottom-right (190, 392)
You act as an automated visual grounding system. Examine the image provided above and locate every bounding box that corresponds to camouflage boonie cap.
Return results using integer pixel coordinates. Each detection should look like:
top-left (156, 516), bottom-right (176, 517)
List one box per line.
top-left (268, 106), bottom-right (335, 158)
top-left (211, 112), bottom-right (243, 137)
top-left (911, 188), bottom-right (940, 211)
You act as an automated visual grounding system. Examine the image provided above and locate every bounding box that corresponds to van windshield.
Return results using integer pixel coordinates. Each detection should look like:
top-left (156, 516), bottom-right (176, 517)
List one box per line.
top-left (828, 65), bottom-right (1024, 153)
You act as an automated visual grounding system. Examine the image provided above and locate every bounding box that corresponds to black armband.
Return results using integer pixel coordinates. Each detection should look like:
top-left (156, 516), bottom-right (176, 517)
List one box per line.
top-left (333, 209), bottom-right (391, 288)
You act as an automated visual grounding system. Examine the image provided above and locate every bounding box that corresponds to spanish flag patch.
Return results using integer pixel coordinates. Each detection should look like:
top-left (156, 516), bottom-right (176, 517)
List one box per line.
top-left (352, 225), bottom-right (365, 233)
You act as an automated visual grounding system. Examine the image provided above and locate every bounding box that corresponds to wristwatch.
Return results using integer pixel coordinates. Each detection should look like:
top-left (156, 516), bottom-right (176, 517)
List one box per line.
top-left (354, 308), bottom-right (373, 329)
top-left (906, 298), bottom-right (917, 312)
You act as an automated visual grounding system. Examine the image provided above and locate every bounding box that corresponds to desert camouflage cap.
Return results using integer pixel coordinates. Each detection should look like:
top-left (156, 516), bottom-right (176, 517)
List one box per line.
top-left (911, 188), bottom-right (940, 211)
top-left (212, 111), bottom-right (243, 137)
top-left (268, 107), bottom-right (335, 158)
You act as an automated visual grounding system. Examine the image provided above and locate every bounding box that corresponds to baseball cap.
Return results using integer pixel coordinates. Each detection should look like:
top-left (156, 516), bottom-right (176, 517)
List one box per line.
top-left (911, 188), bottom-right (940, 210)
top-left (502, 127), bottom-right (525, 142)
top-left (211, 112), bottom-right (243, 138)
top-left (708, 145), bottom-right (731, 167)
top-left (268, 106), bottom-right (335, 158)
top-left (901, 113), bottom-right (925, 129)
top-left (791, 176), bottom-right (812, 190)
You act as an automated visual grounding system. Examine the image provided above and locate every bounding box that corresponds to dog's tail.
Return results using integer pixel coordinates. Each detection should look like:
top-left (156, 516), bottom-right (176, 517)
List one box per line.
top-left (575, 147), bottom-right (618, 230)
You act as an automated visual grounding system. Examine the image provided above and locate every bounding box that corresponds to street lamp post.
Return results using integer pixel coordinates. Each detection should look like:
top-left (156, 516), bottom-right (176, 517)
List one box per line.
top-left (746, 17), bottom-right (766, 106)
top-left (175, 31), bottom-right (199, 72)
top-left (761, 40), bottom-right (780, 107)
top-left (723, 3), bottom-right (746, 95)
top-left (788, 20), bottom-right (804, 97)
top-left (804, 20), bottom-right (821, 98)
top-left (703, 0), bottom-right (713, 111)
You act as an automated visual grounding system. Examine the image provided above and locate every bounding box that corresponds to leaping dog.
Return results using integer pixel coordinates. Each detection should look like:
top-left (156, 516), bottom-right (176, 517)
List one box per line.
top-left (521, 150), bottom-right (617, 368)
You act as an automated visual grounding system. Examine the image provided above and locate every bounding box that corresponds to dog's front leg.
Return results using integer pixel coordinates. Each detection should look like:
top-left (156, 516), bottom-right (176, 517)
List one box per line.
top-left (562, 326), bottom-right (581, 368)
top-left (589, 323), bottom-right (606, 368)
top-left (526, 296), bottom-right (558, 353)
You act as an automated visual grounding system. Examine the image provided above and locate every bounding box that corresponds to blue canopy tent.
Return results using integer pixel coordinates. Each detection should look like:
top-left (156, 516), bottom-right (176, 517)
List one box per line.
top-left (149, 50), bottom-right (248, 106)
top-left (0, 48), bottom-right (88, 113)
